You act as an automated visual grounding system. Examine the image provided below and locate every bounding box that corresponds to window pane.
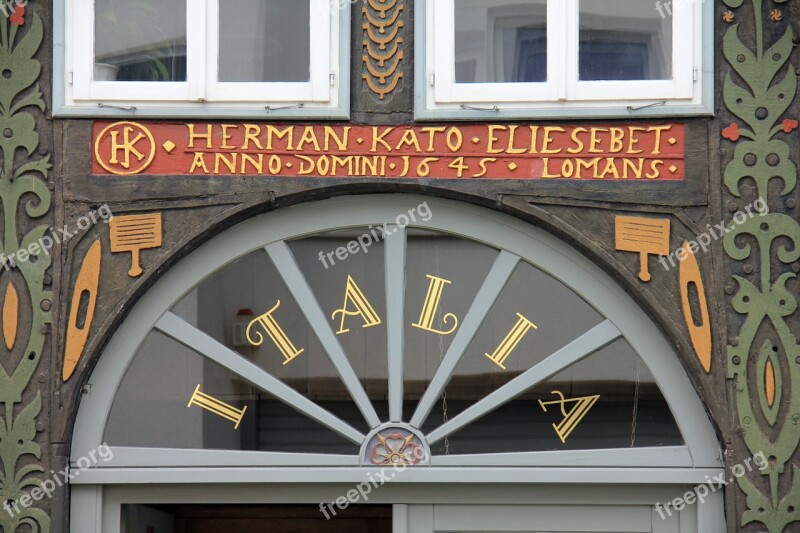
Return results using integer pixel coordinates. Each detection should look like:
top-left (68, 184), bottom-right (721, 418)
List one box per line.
top-left (579, 0), bottom-right (672, 81)
top-left (434, 340), bottom-right (683, 454)
top-left (171, 248), bottom-right (374, 433)
top-left (403, 231), bottom-right (500, 417)
top-left (94, 0), bottom-right (187, 82)
top-left (454, 0), bottom-right (547, 83)
top-left (287, 229), bottom-right (389, 411)
top-left (219, 0), bottom-right (311, 82)
top-left (429, 261), bottom-right (604, 425)
top-left (104, 331), bottom-right (360, 453)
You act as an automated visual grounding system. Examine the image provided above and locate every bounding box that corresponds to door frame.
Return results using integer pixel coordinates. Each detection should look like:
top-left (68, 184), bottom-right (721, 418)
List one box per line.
top-left (73, 483), bottom-right (721, 532)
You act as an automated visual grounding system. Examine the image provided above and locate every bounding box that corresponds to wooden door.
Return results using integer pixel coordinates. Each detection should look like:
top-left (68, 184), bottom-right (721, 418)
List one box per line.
top-left (169, 504), bottom-right (392, 533)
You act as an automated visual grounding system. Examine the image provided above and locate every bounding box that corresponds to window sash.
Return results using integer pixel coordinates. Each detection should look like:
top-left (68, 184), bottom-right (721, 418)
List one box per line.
top-left (433, 0), bottom-right (565, 103)
top-left (431, 0), bottom-right (694, 105)
top-left (205, 0), bottom-right (332, 103)
top-left (566, 0), bottom-right (694, 101)
top-left (72, 0), bottom-right (203, 101)
top-left (71, 0), bottom-right (330, 103)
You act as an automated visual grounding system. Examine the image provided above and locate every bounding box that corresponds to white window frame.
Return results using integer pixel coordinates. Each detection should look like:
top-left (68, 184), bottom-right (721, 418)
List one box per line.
top-left (205, 0), bottom-right (332, 103)
top-left (417, 0), bottom-right (712, 120)
top-left (56, 0), bottom-right (349, 118)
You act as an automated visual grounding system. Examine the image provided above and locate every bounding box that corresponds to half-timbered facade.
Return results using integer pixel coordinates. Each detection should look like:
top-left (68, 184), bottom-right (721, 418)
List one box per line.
top-left (0, 0), bottom-right (798, 531)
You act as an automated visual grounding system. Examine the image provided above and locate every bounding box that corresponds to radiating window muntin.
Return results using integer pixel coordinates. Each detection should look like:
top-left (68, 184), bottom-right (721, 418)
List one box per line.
top-left (107, 226), bottom-right (682, 456)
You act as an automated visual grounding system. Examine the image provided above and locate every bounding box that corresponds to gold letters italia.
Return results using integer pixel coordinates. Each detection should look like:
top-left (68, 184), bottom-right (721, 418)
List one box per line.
top-left (247, 300), bottom-right (305, 365)
top-left (485, 313), bottom-right (537, 369)
top-left (332, 275), bottom-right (382, 334)
top-left (538, 390), bottom-right (600, 443)
top-left (188, 385), bottom-right (248, 429)
top-left (412, 275), bottom-right (459, 335)
top-left (248, 274), bottom-right (540, 368)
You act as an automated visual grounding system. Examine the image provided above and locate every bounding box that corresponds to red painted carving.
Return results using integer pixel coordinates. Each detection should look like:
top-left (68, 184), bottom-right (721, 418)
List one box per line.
top-left (92, 121), bottom-right (686, 180)
top-left (9, 4), bottom-right (25, 25)
top-left (722, 123), bottom-right (740, 142)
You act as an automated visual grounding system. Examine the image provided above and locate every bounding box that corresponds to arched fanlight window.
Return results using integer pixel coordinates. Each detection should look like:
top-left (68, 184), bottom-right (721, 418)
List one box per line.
top-left (71, 196), bottom-right (724, 533)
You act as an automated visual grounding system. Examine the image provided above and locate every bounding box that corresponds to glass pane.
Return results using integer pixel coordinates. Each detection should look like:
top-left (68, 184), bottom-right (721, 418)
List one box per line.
top-left (433, 339), bottom-right (683, 455)
top-left (403, 231), bottom-right (500, 418)
top-left (219, 0), bottom-right (311, 82)
top-left (94, 0), bottom-right (187, 82)
top-left (171, 248), bottom-right (372, 433)
top-left (105, 331), bottom-right (359, 453)
top-left (454, 0), bottom-right (547, 83)
top-left (287, 228), bottom-right (388, 415)
top-left (579, 0), bottom-right (672, 81)
top-left (425, 261), bottom-right (604, 426)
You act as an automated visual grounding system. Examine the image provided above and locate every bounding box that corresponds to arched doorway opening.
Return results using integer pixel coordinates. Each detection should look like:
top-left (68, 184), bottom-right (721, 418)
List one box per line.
top-left (70, 195), bottom-right (724, 532)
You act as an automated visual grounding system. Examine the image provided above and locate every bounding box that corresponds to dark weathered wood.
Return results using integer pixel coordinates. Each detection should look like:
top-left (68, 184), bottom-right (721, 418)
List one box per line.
top-left (351, 0), bottom-right (413, 123)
